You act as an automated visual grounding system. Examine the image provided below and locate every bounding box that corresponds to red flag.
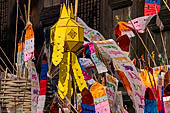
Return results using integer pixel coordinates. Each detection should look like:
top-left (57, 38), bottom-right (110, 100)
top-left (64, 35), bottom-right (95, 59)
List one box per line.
top-left (116, 35), bottom-right (130, 52)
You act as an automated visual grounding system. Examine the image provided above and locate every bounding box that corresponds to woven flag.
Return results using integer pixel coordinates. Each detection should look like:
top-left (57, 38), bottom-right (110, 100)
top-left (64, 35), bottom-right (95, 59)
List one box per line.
top-left (144, 0), bottom-right (160, 16)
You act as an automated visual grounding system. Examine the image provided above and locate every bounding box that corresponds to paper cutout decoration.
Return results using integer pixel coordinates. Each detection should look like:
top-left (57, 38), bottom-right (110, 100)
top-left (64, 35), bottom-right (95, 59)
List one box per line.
top-left (50, 3), bottom-right (87, 99)
top-left (116, 35), bottom-right (130, 52)
top-left (114, 21), bottom-right (135, 38)
top-left (144, 88), bottom-right (157, 113)
top-left (95, 39), bottom-right (145, 113)
top-left (144, 0), bottom-right (160, 16)
top-left (24, 24), bottom-right (35, 62)
top-left (77, 17), bottom-right (105, 41)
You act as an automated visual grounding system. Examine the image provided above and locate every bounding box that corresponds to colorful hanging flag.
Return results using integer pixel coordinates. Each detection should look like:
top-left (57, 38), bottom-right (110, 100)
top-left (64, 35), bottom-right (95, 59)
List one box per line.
top-left (127, 15), bottom-right (155, 33)
top-left (114, 21), bottom-right (135, 38)
top-left (156, 15), bottom-right (164, 31)
top-left (24, 24), bottom-right (35, 62)
top-left (144, 0), bottom-right (160, 16)
top-left (95, 39), bottom-right (145, 113)
top-left (116, 35), bottom-right (130, 52)
top-left (37, 55), bottom-right (48, 113)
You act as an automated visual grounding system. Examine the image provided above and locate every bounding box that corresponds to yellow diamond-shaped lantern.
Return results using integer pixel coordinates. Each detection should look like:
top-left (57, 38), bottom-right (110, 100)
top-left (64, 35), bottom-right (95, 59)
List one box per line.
top-left (50, 3), bottom-right (87, 99)
top-left (53, 3), bottom-right (84, 52)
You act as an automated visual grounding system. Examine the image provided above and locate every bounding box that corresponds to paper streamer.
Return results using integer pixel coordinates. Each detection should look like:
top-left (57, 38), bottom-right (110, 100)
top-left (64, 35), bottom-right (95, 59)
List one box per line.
top-left (58, 52), bottom-right (70, 99)
top-left (30, 62), bottom-right (39, 113)
top-left (95, 39), bottom-right (145, 113)
top-left (24, 24), bottom-right (35, 62)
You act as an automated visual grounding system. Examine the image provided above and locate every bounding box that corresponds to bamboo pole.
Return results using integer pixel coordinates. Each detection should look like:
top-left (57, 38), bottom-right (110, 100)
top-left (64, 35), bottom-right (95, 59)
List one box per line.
top-left (0, 47), bottom-right (17, 72)
top-left (13, 0), bottom-right (19, 74)
top-left (0, 57), bottom-right (12, 74)
top-left (163, 0), bottom-right (170, 12)
top-left (146, 27), bottom-right (160, 57)
top-left (160, 32), bottom-right (168, 65)
top-left (75, 0), bottom-right (78, 18)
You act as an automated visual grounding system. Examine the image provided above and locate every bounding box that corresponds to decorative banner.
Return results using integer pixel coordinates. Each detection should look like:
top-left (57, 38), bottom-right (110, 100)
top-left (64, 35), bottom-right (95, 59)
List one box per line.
top-left (95, 39), bottom-right (145, 113)
top-left (24, 24), bottom-right (35, 62)
top-left (30, 62), bottom-right (39, 113)
top-left (144, 0), bottom-right (160, 16)
top-left (88, 43), bottom-right (108, 74)
top-left (77, 17), bottom-right (105, 41)
top-left (105, 73), bottom-right (118, 112)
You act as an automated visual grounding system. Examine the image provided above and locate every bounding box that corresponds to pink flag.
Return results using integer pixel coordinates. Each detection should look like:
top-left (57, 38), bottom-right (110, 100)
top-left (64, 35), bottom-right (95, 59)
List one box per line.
top-left (127, 15), bottom-right (155, 33)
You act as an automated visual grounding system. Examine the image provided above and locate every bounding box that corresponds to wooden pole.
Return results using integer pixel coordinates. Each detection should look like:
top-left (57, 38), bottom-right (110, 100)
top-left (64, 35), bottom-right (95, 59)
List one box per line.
top-left (14, 0), bottom-right (19, 74)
